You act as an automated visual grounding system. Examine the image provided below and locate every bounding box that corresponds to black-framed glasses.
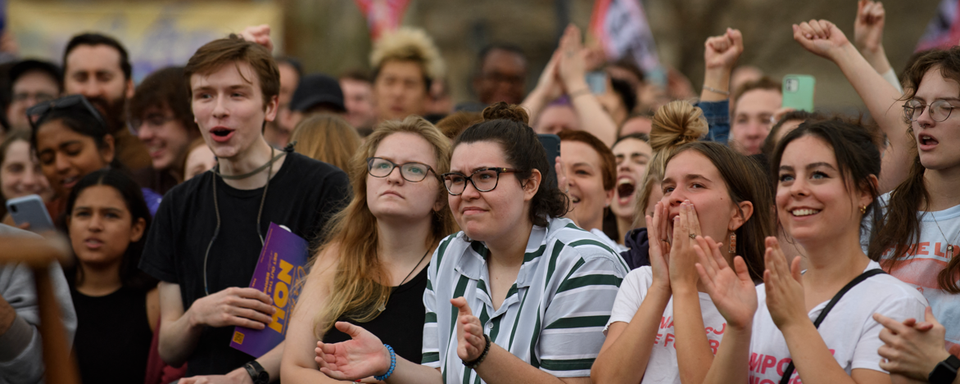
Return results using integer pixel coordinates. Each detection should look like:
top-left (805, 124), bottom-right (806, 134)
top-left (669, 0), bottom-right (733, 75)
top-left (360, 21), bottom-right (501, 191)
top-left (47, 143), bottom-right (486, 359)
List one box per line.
top-left (441, 167), bottom-right (519, 195)
top-left (366, 157), bottom-right (437, 182)
top-left (25, 94), bottom-right (107, 131)
top-left (904, 99), bottom-right (958, 122)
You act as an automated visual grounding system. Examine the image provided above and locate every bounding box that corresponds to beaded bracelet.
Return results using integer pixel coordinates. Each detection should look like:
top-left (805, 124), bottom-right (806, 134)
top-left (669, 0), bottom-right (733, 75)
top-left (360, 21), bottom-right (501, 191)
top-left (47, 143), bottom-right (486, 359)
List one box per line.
top-left (374, 344), bottom-right (396, 381)
top-left (462, 334), bottom-right (491, 369)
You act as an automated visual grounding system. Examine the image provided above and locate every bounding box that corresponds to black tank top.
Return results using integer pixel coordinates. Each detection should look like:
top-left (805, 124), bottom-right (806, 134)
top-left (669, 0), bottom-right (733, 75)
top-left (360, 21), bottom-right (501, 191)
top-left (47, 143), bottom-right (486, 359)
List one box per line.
top-left (71, 285), bottom-right (153, 384)
top-left (323, 264), bottom-right (428, 363)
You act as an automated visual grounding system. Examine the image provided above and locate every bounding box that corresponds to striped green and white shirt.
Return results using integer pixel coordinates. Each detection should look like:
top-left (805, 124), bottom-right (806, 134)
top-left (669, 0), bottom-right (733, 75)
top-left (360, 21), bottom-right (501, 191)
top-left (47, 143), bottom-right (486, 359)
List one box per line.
top-left (422, 216), bottom-right (628, 382)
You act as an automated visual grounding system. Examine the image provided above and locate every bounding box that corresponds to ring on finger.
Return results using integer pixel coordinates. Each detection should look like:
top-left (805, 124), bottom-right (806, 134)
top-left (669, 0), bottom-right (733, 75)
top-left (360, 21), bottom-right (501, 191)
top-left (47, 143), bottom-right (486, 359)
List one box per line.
top-left (689, 233), bottom-right (697, 239)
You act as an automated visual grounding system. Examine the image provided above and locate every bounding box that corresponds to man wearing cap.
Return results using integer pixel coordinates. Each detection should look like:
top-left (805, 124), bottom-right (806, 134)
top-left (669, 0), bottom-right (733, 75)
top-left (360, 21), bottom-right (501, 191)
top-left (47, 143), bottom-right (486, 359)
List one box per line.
top-left (5, 59), bottom-right (62, 133)
top-left (272, 73), bottom-right (346, 147)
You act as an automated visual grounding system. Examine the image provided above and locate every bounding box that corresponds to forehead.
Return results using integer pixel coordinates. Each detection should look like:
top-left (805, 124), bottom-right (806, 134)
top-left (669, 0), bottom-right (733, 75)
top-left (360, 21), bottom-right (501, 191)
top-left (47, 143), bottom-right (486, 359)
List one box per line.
top-left (190, 61), bottom-right (261, 91)
top-left (780, 135), bottom-right (836, 166)
top-left (2, 140), bottom-right (31, 162)
top-left (75, 184), bottom-right (125, 206)
top-left (35, 119), bottom-right (93, 147)
top-left (664, 150), bottom-right (721, 181)
top-left (65, 44), bottom-right (123, 74)
top-left (450, 140), bottom-right (507, 170)
top-left (612, 138), bottom-right (652, 155)
top-left (734, 89), bottom-right (781, 116)
top-left (14, 70), bottom-right (59, 90)
top-left (620, 116), bottom-right (652, 136)
top-left (379, 60), bottom-right (425, 79)
top-left (374, 132), bottom-right (438, 166)
top-left (561, 140), bottom-right (603, 165)
top-left (915, 68), bottom-right (960, 100)
top-left (482, 49), bottom-right (526, 72)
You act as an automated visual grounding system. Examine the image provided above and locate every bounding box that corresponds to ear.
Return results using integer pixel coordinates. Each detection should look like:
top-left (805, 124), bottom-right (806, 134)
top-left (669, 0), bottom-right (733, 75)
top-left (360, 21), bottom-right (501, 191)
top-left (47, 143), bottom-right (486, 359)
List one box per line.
top-left (101, 134), bottom-right (116, 164)
top-left (264, 94), bottom-right (280, 122)
top-left (728, 200), bottom-right (754, 232)
top-left (125, 78), bottom-right (135, 99)
top-left (129, 217), bottom-right (146, 243)
top-left (858, 174), bottom-right (879, 213)
top-left (604, 187), bottom-right (615, 207)
top-left (522, 169), bottom-right (542, 202)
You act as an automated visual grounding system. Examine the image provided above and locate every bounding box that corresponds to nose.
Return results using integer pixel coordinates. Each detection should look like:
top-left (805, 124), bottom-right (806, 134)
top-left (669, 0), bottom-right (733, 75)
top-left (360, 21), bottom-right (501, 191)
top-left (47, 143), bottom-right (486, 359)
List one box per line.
top-left (137, 124), bottom-right (153, 141)
top-left (916, 105), bottom-right (936, 128)
top-left (459, 177), bottom-right (481, 200)
top-left (212, 95), bottom-right (229, 119)
top-left (54, 153), bottom-right (71, 173)
top-left (788, 175), bottom-right (810, 197)
top-left (384, 165), bottom-right (404, 184)
top-left (87, 213), bottom-right (104, 232)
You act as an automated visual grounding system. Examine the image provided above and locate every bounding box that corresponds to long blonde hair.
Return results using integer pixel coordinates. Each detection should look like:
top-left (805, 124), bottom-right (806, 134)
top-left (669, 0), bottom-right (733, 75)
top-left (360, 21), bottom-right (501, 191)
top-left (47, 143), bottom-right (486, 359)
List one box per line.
top-left (291, 114), bottom-right (362, 171)
top-left (311, 116), bottom-right (456, 337)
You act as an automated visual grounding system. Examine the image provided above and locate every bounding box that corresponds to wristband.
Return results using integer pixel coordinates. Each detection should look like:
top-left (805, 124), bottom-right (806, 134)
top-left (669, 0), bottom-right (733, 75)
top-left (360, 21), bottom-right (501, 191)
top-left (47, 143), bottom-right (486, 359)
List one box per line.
top-left (243, 360), bottom-right (269, 384)
top-left (702, 85), bottom-right (730, 96)
top-left (374, 344), bottom-right (396, 381)
top-left (462, 334), bottom-right (491, 369)
top-left (569, 88), bottom-right (591, 99)
top-left (929, 355), bottom-right (960, 384)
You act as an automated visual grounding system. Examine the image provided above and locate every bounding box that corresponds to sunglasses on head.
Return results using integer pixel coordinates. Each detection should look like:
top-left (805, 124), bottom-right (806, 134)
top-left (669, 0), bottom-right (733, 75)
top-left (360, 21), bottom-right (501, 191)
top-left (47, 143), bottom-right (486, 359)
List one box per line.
top-left (26, 94), bottom-right (108, 132)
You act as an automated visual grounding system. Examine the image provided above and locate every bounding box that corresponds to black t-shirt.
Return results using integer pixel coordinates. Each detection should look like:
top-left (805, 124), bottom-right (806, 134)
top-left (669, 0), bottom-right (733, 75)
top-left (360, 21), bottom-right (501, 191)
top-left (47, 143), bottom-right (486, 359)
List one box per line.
top-left (322, 265), bottom-right (428, 363)
top-left (71, 285), bottom-right (153, 384)
top-left (139, 152), bottom-right (350, 376)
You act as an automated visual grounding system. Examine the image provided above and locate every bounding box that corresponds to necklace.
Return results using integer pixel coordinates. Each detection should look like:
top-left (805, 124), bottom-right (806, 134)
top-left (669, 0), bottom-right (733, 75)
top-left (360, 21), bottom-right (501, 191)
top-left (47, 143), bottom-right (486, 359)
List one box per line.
top-left (930, 211), bottom-right (955, 259)
top-left (377, 248), bottom-right (431, 312)
top-left (203, 146), bottom-right (285, 295)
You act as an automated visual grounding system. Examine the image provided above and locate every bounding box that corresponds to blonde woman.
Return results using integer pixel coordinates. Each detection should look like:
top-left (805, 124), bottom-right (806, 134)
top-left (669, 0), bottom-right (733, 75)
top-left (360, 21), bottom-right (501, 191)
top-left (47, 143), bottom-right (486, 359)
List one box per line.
top-left (291, 114), bottom-right (362, 172)
top-left (281, 116), bottom-right (455, 383)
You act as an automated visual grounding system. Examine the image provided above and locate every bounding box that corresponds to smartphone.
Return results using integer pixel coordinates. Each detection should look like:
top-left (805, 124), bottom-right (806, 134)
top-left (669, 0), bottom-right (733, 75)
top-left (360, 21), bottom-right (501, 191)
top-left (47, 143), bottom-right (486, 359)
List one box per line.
top-left (537, 133), bottom-right (560, 190)
top-left (6, 194), bottom-right (54, 233)
top-left (782, 74), bottom-right (815, 112)
top-left (585, 71), bottom-right (607, 94)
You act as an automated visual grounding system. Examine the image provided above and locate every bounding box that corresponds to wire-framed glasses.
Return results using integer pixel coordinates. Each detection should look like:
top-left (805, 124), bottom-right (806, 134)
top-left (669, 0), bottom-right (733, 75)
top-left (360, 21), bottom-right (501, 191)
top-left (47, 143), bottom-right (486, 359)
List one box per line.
top-left (904, 99), bottom-right (958, 122)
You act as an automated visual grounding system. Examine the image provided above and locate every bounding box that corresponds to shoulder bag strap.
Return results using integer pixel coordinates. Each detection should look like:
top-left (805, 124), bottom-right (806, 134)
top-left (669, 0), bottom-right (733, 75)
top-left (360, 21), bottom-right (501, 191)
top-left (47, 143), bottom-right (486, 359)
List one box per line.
top-left (778, 269), bottom-right (886, 384)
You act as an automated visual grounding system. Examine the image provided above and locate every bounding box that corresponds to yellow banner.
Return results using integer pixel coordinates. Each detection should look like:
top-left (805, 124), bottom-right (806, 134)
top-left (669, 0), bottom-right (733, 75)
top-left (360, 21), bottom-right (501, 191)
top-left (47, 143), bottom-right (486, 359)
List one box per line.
top-left (9, 1), bottom-right (282, 82)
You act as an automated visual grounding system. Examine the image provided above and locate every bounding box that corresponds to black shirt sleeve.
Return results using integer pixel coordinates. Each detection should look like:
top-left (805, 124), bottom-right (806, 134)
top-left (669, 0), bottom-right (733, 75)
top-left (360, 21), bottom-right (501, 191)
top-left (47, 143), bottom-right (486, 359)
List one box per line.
top-left (139, 183), bottom-right (181, 283)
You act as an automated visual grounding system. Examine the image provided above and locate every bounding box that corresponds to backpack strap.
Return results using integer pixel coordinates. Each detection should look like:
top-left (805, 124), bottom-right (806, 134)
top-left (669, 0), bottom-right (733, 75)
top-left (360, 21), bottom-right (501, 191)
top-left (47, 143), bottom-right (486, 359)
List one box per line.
top-left (778, 268), bottom-right (886, 384)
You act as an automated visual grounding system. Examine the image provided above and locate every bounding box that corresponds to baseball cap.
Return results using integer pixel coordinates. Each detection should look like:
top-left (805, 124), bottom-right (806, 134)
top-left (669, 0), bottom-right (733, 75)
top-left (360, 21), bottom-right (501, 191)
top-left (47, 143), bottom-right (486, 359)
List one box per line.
top-left (289, 73), bottom-right (346, 113)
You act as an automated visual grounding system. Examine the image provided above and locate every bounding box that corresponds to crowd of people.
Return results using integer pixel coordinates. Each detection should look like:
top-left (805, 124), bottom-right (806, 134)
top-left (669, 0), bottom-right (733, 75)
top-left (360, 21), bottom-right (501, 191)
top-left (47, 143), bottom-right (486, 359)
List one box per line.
top-left (0, 0), bottom-right (957, 383)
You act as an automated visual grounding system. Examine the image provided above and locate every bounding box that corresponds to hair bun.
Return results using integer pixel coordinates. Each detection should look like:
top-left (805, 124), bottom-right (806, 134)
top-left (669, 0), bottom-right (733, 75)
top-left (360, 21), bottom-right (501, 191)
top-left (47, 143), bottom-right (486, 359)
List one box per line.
top-left (649, 100), bottom-right (708, 152)
top-left (482, 102), bottom-right (530, 125)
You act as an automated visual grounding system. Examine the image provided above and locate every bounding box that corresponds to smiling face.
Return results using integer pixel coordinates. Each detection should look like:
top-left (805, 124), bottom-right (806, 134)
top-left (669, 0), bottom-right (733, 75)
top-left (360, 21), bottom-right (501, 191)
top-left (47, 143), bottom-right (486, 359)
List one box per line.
top-left (136, 106), bottom-right (193, 172)
top-left (366, 132), bottom-right (444, 223)
top-left (448, 141), bottom-right (536, 242)
top-left (661, 150), bottom-right (744, 242)
top-left (1, 140), bottom-right (53, 201)
top-left (611, 138), bottom-right (652, 220)
top-left (560, 140), bottom-right (613, 230)
top-left (68, 185), bottom-right (145, 268)
top-left (190, 61), bottom-right (277, 161)
top-left (912, 67), bottom-right (960, 171)
top-left (776, 135), bottom-right (871, 244)
top-left (35, 119), bottom-right (114, 197)
top-left (373, 60), bottom-right (428, 122)
top-left (64, 44), bottom-right (132, 131)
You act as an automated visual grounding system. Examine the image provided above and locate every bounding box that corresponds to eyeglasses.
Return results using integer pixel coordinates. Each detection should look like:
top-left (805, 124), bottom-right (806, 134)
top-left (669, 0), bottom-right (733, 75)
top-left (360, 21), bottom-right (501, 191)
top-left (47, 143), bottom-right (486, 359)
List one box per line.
top-left (131, 114), bottom-right (177, 134)
top-left (13, 92), bottom-right (57, 105)
top-left (25, 94), bottom-right (107, 132)
top-left (904, 99), bottom-right (958, 122)
top-left (441, 167), bottom-right (519, 195)
top-left (366, 157), bottom-right (437, 182)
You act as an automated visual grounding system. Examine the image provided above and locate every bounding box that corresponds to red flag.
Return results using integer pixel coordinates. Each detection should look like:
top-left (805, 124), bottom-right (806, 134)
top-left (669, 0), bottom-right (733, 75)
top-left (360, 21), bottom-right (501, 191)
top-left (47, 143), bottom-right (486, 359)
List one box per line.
top-left (589, 0), bottom-right (663, 82)
top-left (354, 0), bottom-right (411, 41)
top-left (917, 0), bottom-right (960, 51)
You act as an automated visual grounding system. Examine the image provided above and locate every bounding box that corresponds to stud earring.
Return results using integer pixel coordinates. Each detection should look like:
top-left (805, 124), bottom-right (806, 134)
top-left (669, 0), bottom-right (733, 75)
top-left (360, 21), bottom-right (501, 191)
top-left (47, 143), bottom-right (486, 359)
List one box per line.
top-left (728, 233), bottom-right (737, 254)
top-left (860, 205), bottom-right (867, 214)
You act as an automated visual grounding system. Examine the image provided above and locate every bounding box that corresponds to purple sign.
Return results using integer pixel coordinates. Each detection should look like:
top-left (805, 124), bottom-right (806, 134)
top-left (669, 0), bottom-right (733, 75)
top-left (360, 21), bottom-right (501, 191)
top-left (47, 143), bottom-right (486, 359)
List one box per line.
top-left (229, 223), bottom-right (309, 357)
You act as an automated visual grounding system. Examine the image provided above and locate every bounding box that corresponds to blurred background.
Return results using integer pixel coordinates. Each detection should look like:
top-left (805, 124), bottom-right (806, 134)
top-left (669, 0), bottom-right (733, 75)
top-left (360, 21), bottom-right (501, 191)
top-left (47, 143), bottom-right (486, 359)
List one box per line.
top-left (4, 0), bottom-right (944, 114)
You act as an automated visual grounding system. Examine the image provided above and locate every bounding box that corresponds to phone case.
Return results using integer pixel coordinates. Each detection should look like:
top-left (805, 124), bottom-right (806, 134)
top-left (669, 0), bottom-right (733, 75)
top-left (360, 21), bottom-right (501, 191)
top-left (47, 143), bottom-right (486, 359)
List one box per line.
top-left (782, 75), bottom-right (816, 112)
top-left (538, 134), bottom-right (561, 190)
top-left (6, 194), bottom-right (54, 232)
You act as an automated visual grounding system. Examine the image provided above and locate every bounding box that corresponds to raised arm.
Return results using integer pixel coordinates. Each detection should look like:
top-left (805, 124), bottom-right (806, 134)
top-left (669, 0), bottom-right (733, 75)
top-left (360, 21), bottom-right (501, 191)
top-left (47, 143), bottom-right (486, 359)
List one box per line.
top-left (556, 25), bottom-right (618, 146)
top-left (793, 19), bottom-right (910, 193)
top-left (591, 202), bottom-right (673, 384)
top-left (854, 1), bottom-right (902, 92)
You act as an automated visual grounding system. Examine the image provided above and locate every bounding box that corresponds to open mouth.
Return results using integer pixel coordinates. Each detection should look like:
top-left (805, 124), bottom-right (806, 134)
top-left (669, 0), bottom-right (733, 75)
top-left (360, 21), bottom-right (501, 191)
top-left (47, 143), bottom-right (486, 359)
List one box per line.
top-left (210, 127), bottom-right (235, 142)
top-left (919, 134), bottom-right (939, 147)
top-left (616, 179), bottom-right (636, 204)
top-left (790, 208), bottom-right (820, 217)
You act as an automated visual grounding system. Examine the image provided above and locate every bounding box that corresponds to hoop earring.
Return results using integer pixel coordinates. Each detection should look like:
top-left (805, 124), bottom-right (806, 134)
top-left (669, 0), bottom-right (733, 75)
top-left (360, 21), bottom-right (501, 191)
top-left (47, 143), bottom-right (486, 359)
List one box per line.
top-left (728, 233), bottom-right (737, 254)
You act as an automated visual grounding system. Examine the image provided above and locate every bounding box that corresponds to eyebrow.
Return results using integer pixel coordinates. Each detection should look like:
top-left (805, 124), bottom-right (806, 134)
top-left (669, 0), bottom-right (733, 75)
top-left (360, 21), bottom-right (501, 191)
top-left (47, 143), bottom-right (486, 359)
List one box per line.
top-left (662, 173), bottom-right (711, 185)
top-left (73, 206), bottom-right (124, 214)
top-left (913, 96), bottom-right (960, 103)
top-left (779, 162), bottom-right (838, 172)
